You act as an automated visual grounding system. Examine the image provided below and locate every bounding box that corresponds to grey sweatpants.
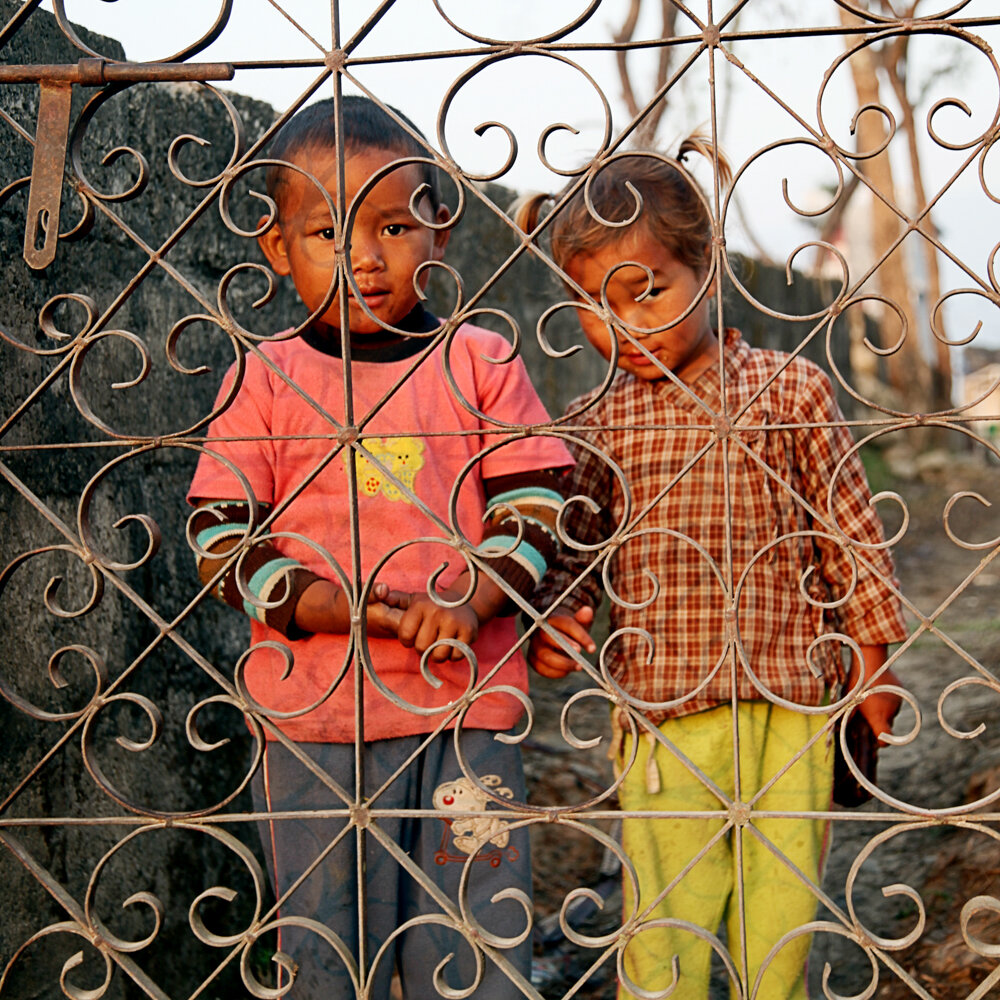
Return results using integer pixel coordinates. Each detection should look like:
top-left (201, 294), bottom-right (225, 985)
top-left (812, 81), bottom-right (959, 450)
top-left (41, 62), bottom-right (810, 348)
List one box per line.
top-left (251, 730), bottom-right (532, 999)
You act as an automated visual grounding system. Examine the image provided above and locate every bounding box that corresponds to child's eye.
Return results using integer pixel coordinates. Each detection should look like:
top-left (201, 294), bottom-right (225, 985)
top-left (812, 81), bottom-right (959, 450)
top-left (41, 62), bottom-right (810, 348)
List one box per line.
top-left (317, 227), bottom-right (337, 241)
top-left (644, 287), bottom-right (664, 299)
top-left (383, 223), bottom-right (408, 237)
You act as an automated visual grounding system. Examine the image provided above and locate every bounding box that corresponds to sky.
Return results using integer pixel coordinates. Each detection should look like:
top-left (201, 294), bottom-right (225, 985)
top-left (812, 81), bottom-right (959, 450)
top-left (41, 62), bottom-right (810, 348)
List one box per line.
top-left (32, 0), bottom-right (1000, 351)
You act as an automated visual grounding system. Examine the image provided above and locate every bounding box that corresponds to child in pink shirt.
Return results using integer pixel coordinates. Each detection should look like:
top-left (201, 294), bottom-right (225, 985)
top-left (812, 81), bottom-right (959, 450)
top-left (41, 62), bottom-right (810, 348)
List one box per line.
top-left (189, 96), bottom-right (571, 999)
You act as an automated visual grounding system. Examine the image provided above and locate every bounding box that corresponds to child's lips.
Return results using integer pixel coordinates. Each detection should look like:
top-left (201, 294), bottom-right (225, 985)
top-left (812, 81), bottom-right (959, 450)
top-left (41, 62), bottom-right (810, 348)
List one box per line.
top-left (350, 288), bottom-right (390, 308)
top-left (621, 348), bottom-right (662, 369)
top-left (619, 346), bottom-right (647, 362)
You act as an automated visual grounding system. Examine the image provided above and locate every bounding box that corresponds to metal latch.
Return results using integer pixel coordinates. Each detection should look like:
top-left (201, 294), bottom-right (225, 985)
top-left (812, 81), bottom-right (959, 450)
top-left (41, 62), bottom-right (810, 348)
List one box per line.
top-left (0, 58), bottom-right (234, 269)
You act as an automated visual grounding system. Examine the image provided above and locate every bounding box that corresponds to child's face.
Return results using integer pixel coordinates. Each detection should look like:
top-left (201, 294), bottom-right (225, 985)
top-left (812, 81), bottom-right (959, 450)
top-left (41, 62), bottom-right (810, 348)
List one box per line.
top-left (258, 145), bottom-right (449, 335)
top-left (564, 228), bottom-right (718, 384)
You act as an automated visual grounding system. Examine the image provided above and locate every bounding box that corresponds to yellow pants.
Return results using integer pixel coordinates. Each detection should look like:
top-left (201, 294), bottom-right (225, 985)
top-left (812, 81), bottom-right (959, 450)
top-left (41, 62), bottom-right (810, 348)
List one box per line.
top-left (616, 701), bottom-right (833, 1000)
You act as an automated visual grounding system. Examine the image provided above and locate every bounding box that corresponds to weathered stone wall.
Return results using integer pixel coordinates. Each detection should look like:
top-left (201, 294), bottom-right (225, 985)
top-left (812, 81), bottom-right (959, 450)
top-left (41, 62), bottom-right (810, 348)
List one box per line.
top-left (1, 5), bottom-right (855, 996)
top-left (1, 6), bottom-right (285, 997)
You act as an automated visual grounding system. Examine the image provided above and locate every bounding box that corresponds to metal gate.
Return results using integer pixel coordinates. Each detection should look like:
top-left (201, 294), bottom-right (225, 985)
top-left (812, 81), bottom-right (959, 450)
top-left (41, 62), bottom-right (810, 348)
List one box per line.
top-left (3, 2), bottom-right (1000, 998)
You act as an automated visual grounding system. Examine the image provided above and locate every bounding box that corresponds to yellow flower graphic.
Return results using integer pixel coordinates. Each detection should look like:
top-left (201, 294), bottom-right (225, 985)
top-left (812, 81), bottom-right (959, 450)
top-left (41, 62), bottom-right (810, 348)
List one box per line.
top-left (350, 436), bottom-right (425, 503)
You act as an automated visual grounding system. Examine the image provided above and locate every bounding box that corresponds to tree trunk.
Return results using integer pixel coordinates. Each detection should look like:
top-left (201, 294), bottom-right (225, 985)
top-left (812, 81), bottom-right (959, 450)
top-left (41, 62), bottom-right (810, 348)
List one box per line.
top-left (614, 0), bottom-right (678, 148)
top-left (838, 7), bottom-right (932, 415)
top-left (880, 30), bottom-right (954, 413)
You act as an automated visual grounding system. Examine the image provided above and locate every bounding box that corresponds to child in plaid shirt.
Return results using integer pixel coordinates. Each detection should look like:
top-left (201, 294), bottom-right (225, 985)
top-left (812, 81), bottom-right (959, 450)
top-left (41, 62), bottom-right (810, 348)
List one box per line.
top-left (517, 140), bottom-right (907, 999)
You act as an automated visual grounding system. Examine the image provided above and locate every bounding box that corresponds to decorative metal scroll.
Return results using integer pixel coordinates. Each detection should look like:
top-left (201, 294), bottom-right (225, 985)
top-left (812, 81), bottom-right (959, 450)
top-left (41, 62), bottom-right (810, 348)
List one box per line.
top-left (2, 2), bottom-right (1000, 999)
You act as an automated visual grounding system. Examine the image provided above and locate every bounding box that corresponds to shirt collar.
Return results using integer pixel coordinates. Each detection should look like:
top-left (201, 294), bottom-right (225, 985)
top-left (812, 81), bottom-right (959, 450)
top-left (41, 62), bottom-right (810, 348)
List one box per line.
top-left (300, 305), bottom-right (440, 362)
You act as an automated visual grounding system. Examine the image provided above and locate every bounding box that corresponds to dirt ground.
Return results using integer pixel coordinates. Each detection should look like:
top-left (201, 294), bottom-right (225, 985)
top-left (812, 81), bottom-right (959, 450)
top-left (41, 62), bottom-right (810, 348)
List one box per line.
top-left (521, 453), bottom-right (1000, 999)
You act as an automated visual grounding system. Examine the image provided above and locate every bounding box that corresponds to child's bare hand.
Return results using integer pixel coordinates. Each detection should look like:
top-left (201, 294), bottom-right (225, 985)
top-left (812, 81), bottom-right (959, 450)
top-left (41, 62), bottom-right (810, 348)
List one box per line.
top-left (379, 588), bottom-right (411, 610)
top-left (856, 668), bottom-right (903, 744)
top-left (396, 591), bottom-right (480, 662)
top-left (294, 580), bottom-right (408, 636)
top-left (847, 670), bottom-right (903, 742)
top-left (365, 583), bottom-right (407, 638)
top-left (847, 646), bottom-right (904, 745)
top-left (529, 606), bottom-right (596, 679)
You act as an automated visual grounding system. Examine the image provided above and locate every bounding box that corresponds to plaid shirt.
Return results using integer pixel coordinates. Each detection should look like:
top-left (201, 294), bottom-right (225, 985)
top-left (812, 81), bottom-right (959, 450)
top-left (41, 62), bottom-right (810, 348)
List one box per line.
top-left (536, 329), bottom-right (908, 722)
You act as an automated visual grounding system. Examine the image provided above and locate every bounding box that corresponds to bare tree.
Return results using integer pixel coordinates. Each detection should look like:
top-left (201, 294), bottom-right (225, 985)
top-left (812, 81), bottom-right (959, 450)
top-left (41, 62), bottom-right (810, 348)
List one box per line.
top-left (833, 2), bottom-right (953, 413)
top-left (874, 3), bottom-right (954, 413)
top-left (838, 4), bottom-right (932, 411)
top-left (613, 0), bottom-right (678, 147)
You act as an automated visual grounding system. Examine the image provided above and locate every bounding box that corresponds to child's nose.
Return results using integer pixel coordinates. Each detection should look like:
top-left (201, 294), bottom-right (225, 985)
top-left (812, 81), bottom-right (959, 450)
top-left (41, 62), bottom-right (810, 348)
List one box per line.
top-left (348, 233), bottom-right (383, 271)
top-left (615, 315), bottom-right (651, 342)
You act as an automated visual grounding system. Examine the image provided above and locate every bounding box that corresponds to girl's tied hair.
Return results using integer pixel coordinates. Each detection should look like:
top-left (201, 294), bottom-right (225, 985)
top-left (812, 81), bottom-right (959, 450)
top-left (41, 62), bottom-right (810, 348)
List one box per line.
top-left (265, 94), bottom-right (443, 211)
top-left (512, 133), bottom-right (732, 276)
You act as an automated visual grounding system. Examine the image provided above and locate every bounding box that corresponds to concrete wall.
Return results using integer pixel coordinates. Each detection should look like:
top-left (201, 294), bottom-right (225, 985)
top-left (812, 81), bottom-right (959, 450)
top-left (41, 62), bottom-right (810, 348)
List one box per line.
top-left (1, 6), bottom-right (283, 997)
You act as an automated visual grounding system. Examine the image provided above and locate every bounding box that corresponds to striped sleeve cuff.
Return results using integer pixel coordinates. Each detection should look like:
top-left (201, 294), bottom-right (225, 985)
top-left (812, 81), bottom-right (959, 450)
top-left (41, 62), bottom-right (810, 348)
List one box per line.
top-left (479, 473), bottom-right (565, 603)
top-left (192, 501), bottom-right (322, 638)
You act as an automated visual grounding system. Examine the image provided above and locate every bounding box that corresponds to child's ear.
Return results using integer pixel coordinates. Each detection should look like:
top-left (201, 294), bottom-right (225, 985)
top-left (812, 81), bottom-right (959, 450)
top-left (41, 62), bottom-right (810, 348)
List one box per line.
top-left (431, 203), bottom-right (451, 261)
top-left (257, 215), bottom-right (291, 276)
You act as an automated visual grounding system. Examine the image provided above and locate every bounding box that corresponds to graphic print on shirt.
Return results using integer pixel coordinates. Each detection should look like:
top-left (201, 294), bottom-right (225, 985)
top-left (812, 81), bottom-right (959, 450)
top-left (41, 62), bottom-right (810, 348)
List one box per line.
top-left (432, 775), bottom-right (516, 861)
top-left (348, 436), bottom-right (425, 502)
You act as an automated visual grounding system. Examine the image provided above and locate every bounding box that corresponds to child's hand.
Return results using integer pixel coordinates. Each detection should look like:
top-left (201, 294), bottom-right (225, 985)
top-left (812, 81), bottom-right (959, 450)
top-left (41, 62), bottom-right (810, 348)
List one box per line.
top-left (364, 583), bottom-right (408, 638)
top-left (856, 668), bottom-right (903, 744)
top-left (395, 590), bottom-right (481, 663)
top-left (529, 606), bottom-right (596, 679)
top-left (848, 643), bottom-right (903, 745)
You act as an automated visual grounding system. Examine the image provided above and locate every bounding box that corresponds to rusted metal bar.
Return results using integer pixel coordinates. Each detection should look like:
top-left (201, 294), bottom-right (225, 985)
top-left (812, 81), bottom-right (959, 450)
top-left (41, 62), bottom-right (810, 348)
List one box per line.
top-left (0, 58), bottom-right (235, 84)
top-left (2, 59), bottom-right (234, 269)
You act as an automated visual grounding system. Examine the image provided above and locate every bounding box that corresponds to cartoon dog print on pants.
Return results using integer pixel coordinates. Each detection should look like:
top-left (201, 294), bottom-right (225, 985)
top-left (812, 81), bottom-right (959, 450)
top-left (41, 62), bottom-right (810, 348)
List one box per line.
top-left (432, 774), bottom-right (514, 855)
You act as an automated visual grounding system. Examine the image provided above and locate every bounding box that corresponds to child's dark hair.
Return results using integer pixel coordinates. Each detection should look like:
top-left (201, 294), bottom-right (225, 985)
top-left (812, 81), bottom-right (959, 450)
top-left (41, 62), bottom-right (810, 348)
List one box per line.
top-left (265, 95), bottom-right (441, 210)
top-left (513, 134), bottom-right (731, 276)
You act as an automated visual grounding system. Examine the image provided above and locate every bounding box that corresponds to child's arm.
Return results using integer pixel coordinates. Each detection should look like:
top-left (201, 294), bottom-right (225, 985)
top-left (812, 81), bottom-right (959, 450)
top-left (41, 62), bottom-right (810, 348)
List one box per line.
top-left (848, 643), bottom-right (903, 744)
top-left (521, 429), bottom-right (613, 678)
top-left (191, 499), bottom-right (404, 639)
top-left (292, 578), bottom-right (405, 638)
top-left (787, 366), bottom-right (909, 737)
